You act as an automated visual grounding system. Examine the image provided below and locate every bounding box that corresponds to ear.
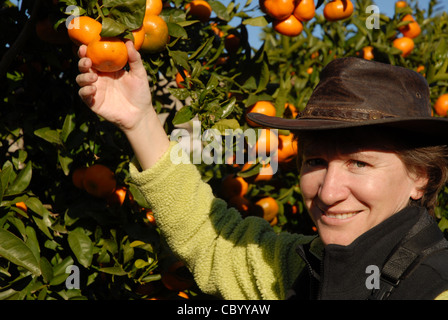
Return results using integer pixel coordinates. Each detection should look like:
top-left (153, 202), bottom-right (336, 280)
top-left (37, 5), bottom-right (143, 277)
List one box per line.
top-left (410, 170), bottom-right (429, 200)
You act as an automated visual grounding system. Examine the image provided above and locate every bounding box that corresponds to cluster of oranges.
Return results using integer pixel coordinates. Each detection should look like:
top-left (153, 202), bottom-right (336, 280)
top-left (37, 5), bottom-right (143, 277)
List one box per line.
top-left (219, 101), bottom-right (299, 226)
top-left (260, 0), bottom-right (353, 37)
top-left (392, 1), bottom-right (421, 58)
top-left (66, 0), bottom-right (169, 72)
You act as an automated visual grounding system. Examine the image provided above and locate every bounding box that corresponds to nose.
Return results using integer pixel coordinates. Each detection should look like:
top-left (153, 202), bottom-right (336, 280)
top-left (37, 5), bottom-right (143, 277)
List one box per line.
top-left (318, 162), bottom-right (350, 207)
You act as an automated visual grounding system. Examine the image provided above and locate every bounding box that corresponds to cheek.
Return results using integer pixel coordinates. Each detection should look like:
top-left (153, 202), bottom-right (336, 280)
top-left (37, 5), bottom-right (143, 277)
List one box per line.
top-left (299, 172), bottom-right (320, 202)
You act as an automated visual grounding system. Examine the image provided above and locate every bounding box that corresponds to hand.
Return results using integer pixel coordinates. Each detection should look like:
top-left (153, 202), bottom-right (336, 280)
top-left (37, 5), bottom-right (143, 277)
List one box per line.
top-left (76, 40), bottom-right (153, 133)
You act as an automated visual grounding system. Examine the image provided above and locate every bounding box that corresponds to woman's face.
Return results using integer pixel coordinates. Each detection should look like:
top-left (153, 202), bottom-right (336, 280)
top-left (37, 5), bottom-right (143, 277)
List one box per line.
top-left (299, 135), bottom-right (427, 246)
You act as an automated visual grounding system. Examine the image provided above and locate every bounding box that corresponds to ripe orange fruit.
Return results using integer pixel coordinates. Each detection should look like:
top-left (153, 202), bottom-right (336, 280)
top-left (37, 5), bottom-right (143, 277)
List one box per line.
top-left (293, 0), bottom-right (315, 22)
top-left (185, 0), bottom-right (213, 22)
top-left (398, 14), bottom-right (421, 39)
top-left (86, 37), bottom-right (128, 72)
top-left (72, 167), bottom-right (87, 189)
top-left (241, 162), bottom-right (274, 182)
top-left (82, 164), bottom-right (117, 198)
top-left (323, 0), bottom-right (354, 21)
top-left (284, 103), bottom-right (298, 118)
top-left (273, 15), bottom-right (303, 37)
top-left (132, 27), bottom-right (145, 50)
top-left (15, 202), bottom-right (28, 213)
top-left (221, 174), bottom-right (249, 200)
top-left (107, 186), bottom-right (127, 207)
top-left (254, 129), bottom-right (279, 156)
top-left (224, 33), bottom-right (241, 54)
top-left (277, 133), bottom-right (298, 163)
top-left (263, 0), bottom-right (295, 20)
top-left (434, 94), bottom-right (448, 117)
top-left (395, 1), bottom-right (407, 9)
top-left (146, 210), bottom-right (157, 226)
top-left (141, 14), bottom-right (170, 53)
top-left (392, 36), bottom-right (414, 57)
top-left (175, 70), bottom-right (190, 88)
top-left (245, 101), bottom-right (276, 127)
top-left (362, 46), bottom-right (374, 60)
top-left (67, 16), bottom-right (102, 46)
top-left (145, 0), bottom-right (163, 15)
top-left (228, 195), bottom-right (253, 215)
top-left (255, 196), bottom-right (279, 222)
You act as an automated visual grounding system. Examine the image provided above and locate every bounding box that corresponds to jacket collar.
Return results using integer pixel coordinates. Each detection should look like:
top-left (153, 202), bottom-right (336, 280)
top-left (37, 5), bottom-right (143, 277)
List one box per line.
top-left (296, 206), bottom-right (424, 299)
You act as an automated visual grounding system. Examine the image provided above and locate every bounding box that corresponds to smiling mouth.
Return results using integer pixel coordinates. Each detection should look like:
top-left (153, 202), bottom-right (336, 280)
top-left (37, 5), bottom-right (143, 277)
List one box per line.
top-left (325, 212), bottom-right (360, 220)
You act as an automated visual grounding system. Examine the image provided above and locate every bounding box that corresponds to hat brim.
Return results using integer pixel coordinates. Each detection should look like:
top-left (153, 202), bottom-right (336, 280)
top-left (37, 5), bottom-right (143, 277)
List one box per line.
top-left (246, 112), bottom-right (448, 140)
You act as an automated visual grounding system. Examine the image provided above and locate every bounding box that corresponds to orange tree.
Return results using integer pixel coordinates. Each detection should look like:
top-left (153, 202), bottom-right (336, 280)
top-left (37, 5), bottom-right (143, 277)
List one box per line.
top-left (1, 0), bottom-right (448, 300)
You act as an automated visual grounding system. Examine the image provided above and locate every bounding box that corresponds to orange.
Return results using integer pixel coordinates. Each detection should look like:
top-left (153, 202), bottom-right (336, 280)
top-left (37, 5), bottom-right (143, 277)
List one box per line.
top-left (273, 15), bottom-right (303, 37)
top-left (15, 201), bottom-right (28, 213)
top-left (395, 1), bottom-right (407, 9)
top-left (72, 167), bottom-right (87, 189)
top-left (67, 16), bottom-right (102, 46)
top-left (362, 46), bottom-right (374, 60)
top-left (255, 196), bottom-right (279, 222)
top-left (175, 69), bottom-right (190, 88)
top-left (185, 0), bottom-right (213, 22)
top-left (132, 27), bottom-right (145, 50)
top-left (86, 37), bottom-right (128, 72)
top-left (224, 33), bottom-right (241, 54)
top-left (145, 210), bottom-right (157, 226)
top-left (263, 0), bottom-right (295, 20)
top-left (323, 0), bottom-right (354, 21)
top-left (398, 14), bottom-right (421, 39)
top-left (284, 102), bottom-right (298, 118)
top-left (245, 100), bottom-right (276, 127)
top-left (107, 186), bottom-right (127, 207)
top-left (254, 129), bottom-right (278, 156)
top-left (392, 36), bottom-right (414, 57)
top-left (277, 133), bottom-right (298, 163)
top-left (293, 0), bottom-right (315, 22)
top-left (211, 22), bottom-right (224, 37)
top-left (306, 67), bottom-right (313, 74)
top-left (161, 261), bottom-right (194, 291)
top-left (145, 0), bottom-right (163, 15)
top-left (141, 14), bottom-right (170, 53)
top-left (228, 196), bottom-right (253, 215)
top-left (221, 174), bottom-right (249, 200)
top-left (434, 94), bottom-right (448, 117)
top-left (241, 162), bottom-right (274, 182)
top-left (82, 164), bottom-right (117, 198)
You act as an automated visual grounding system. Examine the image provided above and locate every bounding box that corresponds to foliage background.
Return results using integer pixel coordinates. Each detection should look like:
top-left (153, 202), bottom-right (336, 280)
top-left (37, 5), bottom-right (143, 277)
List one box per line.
top-left (1, 0), bottom-right (448, 300)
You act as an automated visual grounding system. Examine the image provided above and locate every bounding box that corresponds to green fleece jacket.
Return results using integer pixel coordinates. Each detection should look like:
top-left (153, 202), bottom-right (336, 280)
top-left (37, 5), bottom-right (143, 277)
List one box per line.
top-left (129, 141), bottom-right (314, 300)
top-left (129, 141), bottom-right (448, 300)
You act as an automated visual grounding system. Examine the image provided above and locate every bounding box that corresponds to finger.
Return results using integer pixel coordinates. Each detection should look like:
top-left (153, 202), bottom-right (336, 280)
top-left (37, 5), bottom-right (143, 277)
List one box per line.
top-left (78, 56), bottom-right (93, 74)
top-left (77, 44), bottom-right (87, 58)
top-left (125, 40), bottom-right (147, 78)
top-left (76, 72), bottom-right (98, 87)
top-left (78, 85), bottom-right (96, 106)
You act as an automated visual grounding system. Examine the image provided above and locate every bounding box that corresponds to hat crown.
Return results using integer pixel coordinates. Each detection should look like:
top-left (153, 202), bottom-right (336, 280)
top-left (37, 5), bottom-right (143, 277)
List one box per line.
top-left (301, 57), bottom-right (431, 122)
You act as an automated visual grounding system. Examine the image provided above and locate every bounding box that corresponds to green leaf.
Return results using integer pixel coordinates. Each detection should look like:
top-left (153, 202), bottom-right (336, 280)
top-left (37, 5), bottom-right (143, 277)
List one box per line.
top-left (209, 0), bottom-right (230, 21)
top-left (100, 17), bottom-right (128, 37)
top-left (105, 0), bottom-right (146, 30)
top-left (68, 228), bottom-right (93, 268)
top-left (98, 266), bottom-right (127, 276)
top-left (167, 22), bottom-right (188, 39)
top-left (0, 228), bottom-right (41, 276)
top-left (34, 127), bottom-right (62, 146)
top-left (243, 16), bottom-right (269, 27)
top-left (4, 161), bottom-right (32, 196)
top-left (172, 105), bottom-right (194, 125)
top-left (61, 113), bottom-right (76, 143)
top-left (39, 257), bottom-right (53, 283)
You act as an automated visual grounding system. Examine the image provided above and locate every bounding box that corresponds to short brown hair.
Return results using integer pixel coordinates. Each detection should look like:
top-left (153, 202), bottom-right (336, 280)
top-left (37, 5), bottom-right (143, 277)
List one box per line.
top-left (294, 127), bottom-right (448, 216)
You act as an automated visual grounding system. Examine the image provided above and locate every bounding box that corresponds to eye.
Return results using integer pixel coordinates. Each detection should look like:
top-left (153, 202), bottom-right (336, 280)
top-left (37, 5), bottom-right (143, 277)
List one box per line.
top-left (305, 158), bottom-right (326, 167)
top-left (349, 160), bottom-right (368, 168)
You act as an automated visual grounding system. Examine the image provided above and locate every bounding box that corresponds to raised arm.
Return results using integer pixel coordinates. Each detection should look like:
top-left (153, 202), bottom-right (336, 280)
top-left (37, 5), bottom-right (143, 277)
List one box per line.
top-left (76, 40), bottom-right (169, 170)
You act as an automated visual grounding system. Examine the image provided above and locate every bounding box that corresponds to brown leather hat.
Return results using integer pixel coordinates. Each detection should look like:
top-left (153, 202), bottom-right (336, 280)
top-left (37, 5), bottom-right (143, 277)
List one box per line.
top-left (247, 57), bottom-right (448, 139)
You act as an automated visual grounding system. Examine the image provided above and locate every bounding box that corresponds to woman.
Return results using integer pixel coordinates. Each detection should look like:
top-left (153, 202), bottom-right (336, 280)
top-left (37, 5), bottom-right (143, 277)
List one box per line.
top-left (76, 41), bottom-right (448, 300)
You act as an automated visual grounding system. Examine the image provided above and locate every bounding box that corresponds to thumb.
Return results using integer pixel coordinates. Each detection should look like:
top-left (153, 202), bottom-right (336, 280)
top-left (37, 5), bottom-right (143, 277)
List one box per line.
top-left (125, 40), bottom-right (146, 77)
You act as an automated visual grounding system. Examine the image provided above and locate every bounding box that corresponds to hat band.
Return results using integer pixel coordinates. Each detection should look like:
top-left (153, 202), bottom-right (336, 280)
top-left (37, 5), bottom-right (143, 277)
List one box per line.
top-left (298, 106), bottom-right (397, 122)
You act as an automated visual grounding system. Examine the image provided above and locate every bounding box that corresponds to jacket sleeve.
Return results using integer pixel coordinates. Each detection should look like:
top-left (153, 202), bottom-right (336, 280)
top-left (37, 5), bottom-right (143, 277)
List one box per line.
top-left (129, 141), bottom-right (313, 300)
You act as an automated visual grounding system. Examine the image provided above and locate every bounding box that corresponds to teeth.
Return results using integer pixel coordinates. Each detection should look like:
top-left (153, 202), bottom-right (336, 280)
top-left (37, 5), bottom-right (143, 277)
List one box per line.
top-left (326, 212), bottom-right (358, 220)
